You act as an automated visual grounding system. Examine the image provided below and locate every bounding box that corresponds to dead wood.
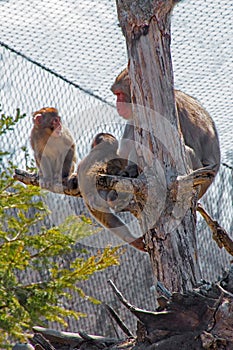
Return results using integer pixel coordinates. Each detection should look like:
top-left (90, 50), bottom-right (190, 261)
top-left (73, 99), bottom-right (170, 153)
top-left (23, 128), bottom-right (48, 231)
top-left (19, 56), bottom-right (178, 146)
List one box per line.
top-left (115, 0), bottom-right (202, 291)
top-left (108, 280), bottom-right (216, 339)
top-left (13, 169), bottom-right (81, 197)
top-left (31, 333), bottom-right (56, 350)
top-left (197, 203), bottom-right (233, 257)
top-left (31, 326), bottom-right (119, 349)
top-left (14, 166), bottom-right (215, 214)
top-left (30, 270), bottom-right (233, 349)
top-left (107, 277), bottom-right (233, 349)
top-left (104, 303), bottom-right (135, 337)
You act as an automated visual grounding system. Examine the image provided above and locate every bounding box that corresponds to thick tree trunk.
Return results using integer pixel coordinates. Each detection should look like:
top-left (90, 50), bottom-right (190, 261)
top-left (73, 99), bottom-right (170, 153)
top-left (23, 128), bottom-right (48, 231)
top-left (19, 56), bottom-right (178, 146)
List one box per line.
top-left (116, 0), bottom-right (201, 292)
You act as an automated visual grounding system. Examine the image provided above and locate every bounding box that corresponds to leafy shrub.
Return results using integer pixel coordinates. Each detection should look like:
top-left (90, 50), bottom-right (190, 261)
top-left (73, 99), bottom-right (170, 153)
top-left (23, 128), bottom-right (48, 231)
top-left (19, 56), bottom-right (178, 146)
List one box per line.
top-left (0, 107), bottom-right (121, 347)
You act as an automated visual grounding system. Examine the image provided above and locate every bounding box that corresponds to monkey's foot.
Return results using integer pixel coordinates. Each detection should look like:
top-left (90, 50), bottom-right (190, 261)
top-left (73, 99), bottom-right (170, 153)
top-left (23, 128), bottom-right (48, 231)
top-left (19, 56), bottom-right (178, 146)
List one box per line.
top-left (129, 237), bottom-right (146, 252)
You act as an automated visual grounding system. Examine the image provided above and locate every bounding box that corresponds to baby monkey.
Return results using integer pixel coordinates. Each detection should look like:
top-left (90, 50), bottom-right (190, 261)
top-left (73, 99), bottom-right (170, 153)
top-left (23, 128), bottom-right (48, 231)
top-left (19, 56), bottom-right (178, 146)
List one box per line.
top-left (31, 107), bottom-right (77, 188)
top-left (78, 132), bottom-right (145, 251)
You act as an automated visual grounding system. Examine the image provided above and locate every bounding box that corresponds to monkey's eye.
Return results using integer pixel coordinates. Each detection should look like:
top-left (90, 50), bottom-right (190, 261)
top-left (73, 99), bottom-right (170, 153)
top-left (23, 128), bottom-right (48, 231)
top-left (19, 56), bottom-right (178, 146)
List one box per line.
top-left (54, 117), bottom-right (61, 123)
top-left (115, 92), bottom-right (125, 102)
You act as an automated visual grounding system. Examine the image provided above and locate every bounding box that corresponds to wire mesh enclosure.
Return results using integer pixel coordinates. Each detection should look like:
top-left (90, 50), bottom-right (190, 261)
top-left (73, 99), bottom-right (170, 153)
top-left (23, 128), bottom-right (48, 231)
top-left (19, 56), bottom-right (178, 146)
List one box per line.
top-left (1, 0), bottom-right (232, 336)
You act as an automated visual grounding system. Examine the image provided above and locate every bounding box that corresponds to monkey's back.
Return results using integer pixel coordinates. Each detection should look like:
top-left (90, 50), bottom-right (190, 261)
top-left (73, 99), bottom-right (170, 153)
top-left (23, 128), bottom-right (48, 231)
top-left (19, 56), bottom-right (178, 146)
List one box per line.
top-left (78, 144), bottom-right (119, 200)
top-left (175, 90), bottom-right (220, 172)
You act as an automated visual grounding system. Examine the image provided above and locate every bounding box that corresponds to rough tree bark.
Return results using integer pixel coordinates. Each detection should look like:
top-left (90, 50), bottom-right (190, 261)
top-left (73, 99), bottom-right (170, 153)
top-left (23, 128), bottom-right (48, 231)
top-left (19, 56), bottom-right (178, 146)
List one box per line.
top-left (116, 0), bottom-right (201, 292)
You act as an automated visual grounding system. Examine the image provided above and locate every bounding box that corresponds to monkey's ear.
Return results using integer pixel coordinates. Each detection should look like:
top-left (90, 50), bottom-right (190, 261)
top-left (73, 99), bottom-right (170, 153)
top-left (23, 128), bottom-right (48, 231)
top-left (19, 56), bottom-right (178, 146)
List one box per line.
top-left (33, 114), bottom-right (43, 125)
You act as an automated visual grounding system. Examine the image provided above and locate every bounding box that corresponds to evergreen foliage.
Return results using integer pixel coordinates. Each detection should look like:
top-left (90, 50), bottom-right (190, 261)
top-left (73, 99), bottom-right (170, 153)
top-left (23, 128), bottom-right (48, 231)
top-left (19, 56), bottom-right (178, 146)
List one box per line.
top-left (0, 107), bottom-right (121, 347)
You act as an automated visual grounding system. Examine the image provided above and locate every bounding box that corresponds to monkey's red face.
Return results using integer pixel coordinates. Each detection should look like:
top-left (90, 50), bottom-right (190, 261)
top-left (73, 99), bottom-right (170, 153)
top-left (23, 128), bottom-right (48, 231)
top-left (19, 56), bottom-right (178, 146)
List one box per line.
top-left (51, 116), bottom-right (62, 137)
top-left (34, 113), bottom-right (62, 137)
top-left (114, 91), bottom-right (132, 120)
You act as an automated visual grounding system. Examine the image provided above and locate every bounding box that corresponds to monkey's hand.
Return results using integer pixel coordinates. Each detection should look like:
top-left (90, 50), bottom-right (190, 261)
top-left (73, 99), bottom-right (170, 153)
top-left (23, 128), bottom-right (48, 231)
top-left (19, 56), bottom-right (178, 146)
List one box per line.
top-left (129, 236), bottom-right (146, 252)
top-left (119, 163), bottom-right (139, 178)
top-left (63, 173), bottom-right (78, 190)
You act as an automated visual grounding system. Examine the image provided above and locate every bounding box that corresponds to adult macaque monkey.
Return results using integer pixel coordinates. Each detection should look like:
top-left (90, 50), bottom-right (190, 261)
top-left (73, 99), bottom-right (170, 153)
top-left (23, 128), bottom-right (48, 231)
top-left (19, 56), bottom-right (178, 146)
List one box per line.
top-left (111, 68), bottom-right (220, 198)
top-left (31, 107), bottom-right (77, 188)
top-left (78, 132), bottom-right (145, 251)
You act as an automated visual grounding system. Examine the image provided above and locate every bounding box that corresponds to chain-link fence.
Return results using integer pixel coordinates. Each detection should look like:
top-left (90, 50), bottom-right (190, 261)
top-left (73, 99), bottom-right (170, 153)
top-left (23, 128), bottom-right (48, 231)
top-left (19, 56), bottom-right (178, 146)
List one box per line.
top-left (1, 0), bottom-right (232, 336)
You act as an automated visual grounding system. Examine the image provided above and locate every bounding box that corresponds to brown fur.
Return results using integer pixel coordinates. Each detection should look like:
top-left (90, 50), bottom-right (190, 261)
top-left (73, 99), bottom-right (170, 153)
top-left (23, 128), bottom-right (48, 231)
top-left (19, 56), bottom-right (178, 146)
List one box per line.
top-left (31, 107), bottom-right (76, 186)
top-left (78, 133), bottom-right (145, 251)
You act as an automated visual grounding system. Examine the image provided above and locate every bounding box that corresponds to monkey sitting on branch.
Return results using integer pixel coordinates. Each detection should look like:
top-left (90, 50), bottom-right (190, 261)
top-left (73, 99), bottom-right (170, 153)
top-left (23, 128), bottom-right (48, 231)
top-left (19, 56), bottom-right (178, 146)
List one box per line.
top-left (77, 132), bottom-right (145, 252)
top-left (111, 68), bottom-right (221, 199)
top-left (14, 104), bottom-right (230, 255)
top-left (30, 107), bottom-right (77, 190)
top-left (15, 76), bottom-right (221, 253)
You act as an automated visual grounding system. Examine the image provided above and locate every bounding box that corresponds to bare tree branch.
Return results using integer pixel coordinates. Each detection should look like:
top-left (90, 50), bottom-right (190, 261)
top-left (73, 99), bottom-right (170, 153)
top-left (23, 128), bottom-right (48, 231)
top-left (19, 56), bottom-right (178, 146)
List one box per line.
top-left (197, 203), bottom-right (233, 257)
top-left (105, 303), bottom-right (135, 338)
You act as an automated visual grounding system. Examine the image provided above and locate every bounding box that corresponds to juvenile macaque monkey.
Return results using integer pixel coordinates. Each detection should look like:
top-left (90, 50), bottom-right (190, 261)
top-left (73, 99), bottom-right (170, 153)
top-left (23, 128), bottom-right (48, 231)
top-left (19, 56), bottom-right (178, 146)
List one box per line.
top-left (111, 68), bottom-right (220, 198)
top-left (78, 132), bottom-right (145, 251)
top-left (31, 107), bottom-right (77, 188)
